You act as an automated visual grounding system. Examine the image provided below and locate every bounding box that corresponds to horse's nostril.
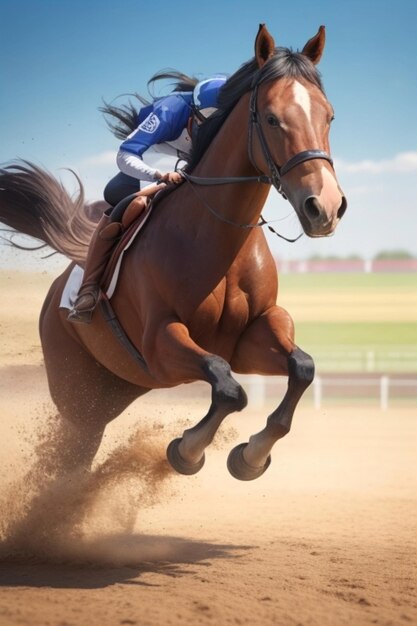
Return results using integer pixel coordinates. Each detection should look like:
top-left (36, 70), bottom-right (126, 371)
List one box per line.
top-left (304, 197), bottom-right (321, 220)
top-left (337, 196), bottom-right (347, 219)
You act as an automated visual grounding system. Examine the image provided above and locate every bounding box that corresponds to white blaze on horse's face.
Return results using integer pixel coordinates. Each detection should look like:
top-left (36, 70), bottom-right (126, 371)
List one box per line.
top-left (292, 81), bottom-right (312, 123)
top-left (260, 77), bottom-right (347, 238)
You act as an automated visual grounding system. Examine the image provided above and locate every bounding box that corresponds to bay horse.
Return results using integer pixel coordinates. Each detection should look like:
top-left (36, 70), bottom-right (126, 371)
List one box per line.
top-left (0, 25), bottom-right (346, 481)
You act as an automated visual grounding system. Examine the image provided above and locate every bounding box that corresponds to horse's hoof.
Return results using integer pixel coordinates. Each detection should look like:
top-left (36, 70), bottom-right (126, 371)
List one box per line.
top-left (166, 438), bottom-right (205, 475)
top-left (227, 443), bottom-right (271, 481)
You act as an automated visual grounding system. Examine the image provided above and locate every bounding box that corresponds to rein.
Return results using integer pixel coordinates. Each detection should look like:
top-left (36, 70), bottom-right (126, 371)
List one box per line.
top-left (182, 171), bottom-right (302, 242)
top-left (182, 82), bottom-right (334, 242)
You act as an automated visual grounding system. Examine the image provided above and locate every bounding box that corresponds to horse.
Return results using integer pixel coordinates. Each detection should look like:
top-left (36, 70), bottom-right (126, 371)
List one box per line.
top-left (0, 24), bottom-right (346, 481)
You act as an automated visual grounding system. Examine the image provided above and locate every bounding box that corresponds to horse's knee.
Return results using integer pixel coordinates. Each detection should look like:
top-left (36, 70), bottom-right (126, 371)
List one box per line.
top-left (288, 347), bottom-right (315, 388)
top-left (202, 355), bottom-right (248, 411)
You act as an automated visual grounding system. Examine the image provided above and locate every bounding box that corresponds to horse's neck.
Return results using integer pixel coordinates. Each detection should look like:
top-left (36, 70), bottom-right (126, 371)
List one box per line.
top-left (192, 94), bottom-right (270, 227)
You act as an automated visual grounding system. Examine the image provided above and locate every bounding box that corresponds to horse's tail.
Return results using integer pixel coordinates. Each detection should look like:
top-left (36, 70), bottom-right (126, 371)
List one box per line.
top-left (0, 160), bottom-right (96, 265)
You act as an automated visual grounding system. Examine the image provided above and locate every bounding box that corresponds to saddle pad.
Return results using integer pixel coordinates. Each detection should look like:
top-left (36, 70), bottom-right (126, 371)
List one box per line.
top-left (59, 264), bottom-right (84, 310)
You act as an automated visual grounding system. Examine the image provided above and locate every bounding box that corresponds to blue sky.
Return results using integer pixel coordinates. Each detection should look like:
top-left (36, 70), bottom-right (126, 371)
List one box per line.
top-left (1, 0), bottom-right (417, 265)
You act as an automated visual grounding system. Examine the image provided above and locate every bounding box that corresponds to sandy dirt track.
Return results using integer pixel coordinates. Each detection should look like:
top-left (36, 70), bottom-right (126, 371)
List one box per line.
top-left (0, 271), bottom-right (416, 626)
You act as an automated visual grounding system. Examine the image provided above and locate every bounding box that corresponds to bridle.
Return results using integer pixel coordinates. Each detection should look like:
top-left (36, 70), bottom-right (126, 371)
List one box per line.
top-left (181, 80), bottom-right (334, 240)
top-left (247, 84), bottom-right (333, 197)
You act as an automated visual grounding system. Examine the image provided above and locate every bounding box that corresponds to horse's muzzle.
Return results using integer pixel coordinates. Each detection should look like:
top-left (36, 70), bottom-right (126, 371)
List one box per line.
top-left (301, 194), bottom-right (347, 237)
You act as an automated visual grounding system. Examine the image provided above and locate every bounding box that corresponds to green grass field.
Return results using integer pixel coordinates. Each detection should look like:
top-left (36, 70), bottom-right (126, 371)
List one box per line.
top-left (293, 321), bottom-right (415, 346)
top-left (278, 273), bottom-right (417, 373)
top-left (279, 272), bottom-right (416, 292)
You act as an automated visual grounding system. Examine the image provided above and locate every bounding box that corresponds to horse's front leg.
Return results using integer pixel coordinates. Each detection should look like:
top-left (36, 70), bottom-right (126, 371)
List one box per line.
top-left (143, 318), bottom-right (247, 475)
top-left (228, 305), bottom-right (314, 480)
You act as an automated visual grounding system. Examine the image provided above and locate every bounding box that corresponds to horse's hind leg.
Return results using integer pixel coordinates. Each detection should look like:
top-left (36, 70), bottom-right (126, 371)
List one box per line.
top-left (144, 320), bottom-right (247, 475)
top-left (39, 297), bottom-right (147, 475)
top-left (228, 306), bottom-right (314, 480)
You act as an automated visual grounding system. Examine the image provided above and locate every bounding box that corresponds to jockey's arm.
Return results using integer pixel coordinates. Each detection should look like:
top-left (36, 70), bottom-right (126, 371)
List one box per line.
top-left (117, 149), bottom-right (162, 182)
top-left (117, 150), bottom-right (183, 185)
top-left (118, 94), bottom-right (191, 183)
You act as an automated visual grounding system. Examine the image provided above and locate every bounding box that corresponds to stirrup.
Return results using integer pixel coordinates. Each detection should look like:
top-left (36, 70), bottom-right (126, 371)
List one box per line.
top-left (67, 289), bottom-right (99, 325)
top-left (67, 306), bottom-right (96, 325)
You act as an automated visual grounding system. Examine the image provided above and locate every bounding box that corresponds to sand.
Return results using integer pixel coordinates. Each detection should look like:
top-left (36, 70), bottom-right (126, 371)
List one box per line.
top-left (0, 270), bottom-right (416, 626)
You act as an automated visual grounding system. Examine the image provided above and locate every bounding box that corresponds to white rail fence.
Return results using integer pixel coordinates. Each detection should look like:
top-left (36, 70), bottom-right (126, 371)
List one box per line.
top-left (304, 347), bottom-right (417, 374)
top-left (311, 376), bottom-right (416, 410)
top-left (237, 374), bottom-right (417, 411)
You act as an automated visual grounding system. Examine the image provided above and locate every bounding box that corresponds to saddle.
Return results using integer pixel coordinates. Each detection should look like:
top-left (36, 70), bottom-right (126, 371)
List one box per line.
top-left (101, 183), bottom-right (177, 296)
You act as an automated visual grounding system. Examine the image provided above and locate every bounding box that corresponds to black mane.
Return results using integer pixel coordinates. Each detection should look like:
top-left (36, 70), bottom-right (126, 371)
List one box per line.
top-left (187, 47), bottom-right (323, 172)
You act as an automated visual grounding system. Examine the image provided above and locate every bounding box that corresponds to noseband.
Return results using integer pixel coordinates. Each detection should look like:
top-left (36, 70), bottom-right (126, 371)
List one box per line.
top-left (181, 81), bottom-right (334, 238)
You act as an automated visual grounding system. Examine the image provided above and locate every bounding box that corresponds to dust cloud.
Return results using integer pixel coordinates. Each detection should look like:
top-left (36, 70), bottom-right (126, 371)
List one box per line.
top-left (0, 414), bottom-right (177, 566)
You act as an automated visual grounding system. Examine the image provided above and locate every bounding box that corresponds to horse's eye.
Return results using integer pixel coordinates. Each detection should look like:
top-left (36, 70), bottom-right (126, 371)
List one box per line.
top-left (266, 114), bottom-right (280, 127)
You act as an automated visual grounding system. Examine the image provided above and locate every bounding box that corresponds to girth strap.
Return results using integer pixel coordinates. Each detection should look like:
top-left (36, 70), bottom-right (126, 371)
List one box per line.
top-left (99, 296), bottom-right (149, 372)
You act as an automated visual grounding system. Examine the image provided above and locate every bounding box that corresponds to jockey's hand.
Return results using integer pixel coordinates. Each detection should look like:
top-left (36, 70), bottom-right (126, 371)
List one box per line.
top-left (158, 171), bottom-right (184, 185)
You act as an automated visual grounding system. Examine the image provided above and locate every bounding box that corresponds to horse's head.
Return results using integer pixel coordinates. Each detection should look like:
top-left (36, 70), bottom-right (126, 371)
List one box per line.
top-left (251, 25), bottom-right (347, 237)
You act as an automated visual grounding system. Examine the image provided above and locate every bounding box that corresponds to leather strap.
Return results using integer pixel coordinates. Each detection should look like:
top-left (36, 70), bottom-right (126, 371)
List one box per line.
top-left (280, 150), bottom-right (333, 176)
top-left (99, 296), bottom-right (149, 373)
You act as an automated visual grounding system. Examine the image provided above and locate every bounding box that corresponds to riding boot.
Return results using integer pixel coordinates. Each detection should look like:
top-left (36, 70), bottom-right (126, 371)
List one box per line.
top-left (67, 214), bottom-right (123, 324)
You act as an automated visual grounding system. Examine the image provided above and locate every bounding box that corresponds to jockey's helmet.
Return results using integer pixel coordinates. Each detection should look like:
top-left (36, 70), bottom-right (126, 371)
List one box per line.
top-left (192, 75), bottom-right (227, 121)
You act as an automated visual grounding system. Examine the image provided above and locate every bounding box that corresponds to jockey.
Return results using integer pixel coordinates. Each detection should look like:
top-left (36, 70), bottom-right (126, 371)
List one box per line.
top-left (68, 74), bottom-right (227, 325)
top-left (104, 75), bottom-right (228, 205)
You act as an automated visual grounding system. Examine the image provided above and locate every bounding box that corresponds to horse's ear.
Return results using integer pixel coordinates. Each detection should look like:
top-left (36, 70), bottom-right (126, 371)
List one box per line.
top-left (255, 24), bottom-right (276, 68)
top-left (301, 25), bottom-right (326, 65)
